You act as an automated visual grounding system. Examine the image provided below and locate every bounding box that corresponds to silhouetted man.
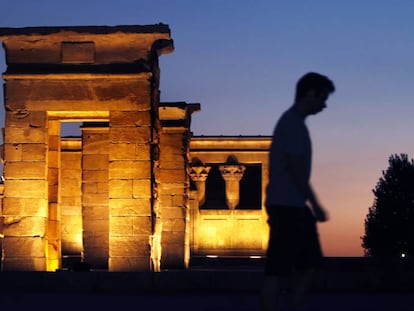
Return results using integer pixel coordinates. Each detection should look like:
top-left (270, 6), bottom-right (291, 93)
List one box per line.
top-left (261, 72), bottom-right (335, 310)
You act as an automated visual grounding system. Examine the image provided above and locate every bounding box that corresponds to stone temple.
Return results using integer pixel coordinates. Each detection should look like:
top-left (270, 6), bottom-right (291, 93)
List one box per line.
top-left (0, 24), bottom-right (271, 272)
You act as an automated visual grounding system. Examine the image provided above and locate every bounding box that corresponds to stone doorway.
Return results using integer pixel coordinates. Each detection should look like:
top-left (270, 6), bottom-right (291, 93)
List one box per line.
top-left (0, 25), bottom-right (177, 271)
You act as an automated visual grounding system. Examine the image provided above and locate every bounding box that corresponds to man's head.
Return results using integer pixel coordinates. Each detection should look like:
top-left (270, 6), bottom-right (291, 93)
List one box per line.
top-left (294, 72), bottom-right (335, 116)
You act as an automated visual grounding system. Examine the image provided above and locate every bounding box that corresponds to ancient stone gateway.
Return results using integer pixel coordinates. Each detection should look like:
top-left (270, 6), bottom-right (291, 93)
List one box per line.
top-left (0, 25), bottom-right (199, 271)
top-left (0, 24), bottom-right (272, 273)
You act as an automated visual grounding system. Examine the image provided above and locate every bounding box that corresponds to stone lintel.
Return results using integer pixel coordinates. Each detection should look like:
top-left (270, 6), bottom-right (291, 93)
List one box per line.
top-left (0, 24), bottom-right (173, 67)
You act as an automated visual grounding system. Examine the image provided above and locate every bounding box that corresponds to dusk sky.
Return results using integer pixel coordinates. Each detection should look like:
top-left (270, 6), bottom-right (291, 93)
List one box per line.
top-left (1, 0), bottom-right (414, 257)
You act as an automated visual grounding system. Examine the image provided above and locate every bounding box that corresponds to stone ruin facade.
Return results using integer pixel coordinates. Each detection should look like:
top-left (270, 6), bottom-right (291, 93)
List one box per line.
top-left (0, 24), bottom-right (270, 272)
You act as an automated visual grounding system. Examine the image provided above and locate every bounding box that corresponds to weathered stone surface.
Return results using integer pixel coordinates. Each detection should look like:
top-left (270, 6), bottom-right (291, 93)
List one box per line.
top-left (48, 203), bottom-right (59, 221)
top-left (3, 143), bottom-right (47, 162)
top-left (82, 219), bottom-right (109, 234)
top-left (160, 206), bottom-right (186, 219)
top-left (82, 138), bottom-right (109, 155)
top-left (82, 170), bottom-right (108, 182)
top-left (157, 169), bottom-right (187, 183)
top-left (109, 217), bottom-right (132, 237)
top-left (3, 216), bottom-right (47, 236)
top-left (109, 198), bottom-right (151, 216)
top-left (108, 180), bottom-right (133, 198)
top-left (109, 143), bottom-right (151, 161)
top-left (108, 143), bottom-right (135, 160)
top-left (159, 193), bottom-right (187, 208)
top-left (48, 135), bottom-right (60, 151)
top-left (4, 162), bottom-right (47, 179)
top-left (0, 25), bottom-right (172, 63)
top-left (5, 111), bottom-right (47, 128)
top-left (110, 111), bottom-right (151, 127)
top-left (4, 127), bottom-right (46, 143)
top-left (109, 161), bottom-right (150, 179)
top-left (1, 257), bottom-right (47, 271)
top-left (47, 150), bottom-right (60, 169)
top-left (108, 256), bottom-right (150, 272)
top-left (61, 215), bottom-right (82, 230)
top-left (60, 152), bottom-right (82, 169)
top-left (109, 127), bottom-right (151, 143)
top-left (161, 218), bottom-right (186, 232)
top-left (110, 216), bottom-right (151, 236)
top-left (60, 196), bottom-right (82, 211)
top-left (82, 192), bottom-right (108, 206)
top-left (2, 197), bottom-right (48, 217)
top-left (60, 177), bottom-right (81, 195)
top-left (4, 180), bottom-right (47, 198)
top-left (61, 41), bottom-right (95, 64)
top-left (3, 236), bottom-right (46, 257)
top-left (82, 206), bottom-right (109, 220)
top-left (60, 149), bottom-right (82, 257)
top-left (132, 216), bottom-right (152, 235)
top-left (160, 133), bottom-right (187, 146)
top-left (158, 183), bottom-right (187, 195)
top-left (109, 236), bottom-right (150, 256)
top-left (47, 219), bottom-right (60, 239)
top-left (82, 154), bottom-right (109, 170)
top-left (159, 144), bottom-right (185, 157)
top-left (82, 182), bottom-right (108, 195)
top-left (83, 230), bottom-right (109, 241)
top-left (132, 179), bottom-right (152, 199)
top-left (5, 79), bottom-right (152, 111)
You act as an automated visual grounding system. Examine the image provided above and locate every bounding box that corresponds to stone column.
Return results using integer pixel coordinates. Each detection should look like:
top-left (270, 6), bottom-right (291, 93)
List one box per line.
top-left (157, 130), bottom-right (189, 269)
top-left (81, 123), bottom-right (109, 269)
top-left (219, 164), bottom-right (246, 210)
top-left (60, 140), bottom-right (83, 262)
top-left (187, 165), bottom-right (211, 206)
top-left (47, 119), bottom-right (61, 271)
top-left (108, 110), bottom-right (153, 272)
top-left (157, 102), bottom-right (200, 270)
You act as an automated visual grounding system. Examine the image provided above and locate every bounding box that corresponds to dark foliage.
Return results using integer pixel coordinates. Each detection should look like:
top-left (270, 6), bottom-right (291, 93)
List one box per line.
top-left (362, 153), bottom-right (414, 257)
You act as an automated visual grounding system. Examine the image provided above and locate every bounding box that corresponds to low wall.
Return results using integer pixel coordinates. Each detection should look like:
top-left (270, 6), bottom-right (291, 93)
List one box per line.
top-left (0, 257), bottom-right (413, 294)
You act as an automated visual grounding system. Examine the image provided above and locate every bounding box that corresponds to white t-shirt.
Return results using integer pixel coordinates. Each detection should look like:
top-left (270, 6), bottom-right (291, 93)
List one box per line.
top-left (265, 107), bottom-right (312, 208)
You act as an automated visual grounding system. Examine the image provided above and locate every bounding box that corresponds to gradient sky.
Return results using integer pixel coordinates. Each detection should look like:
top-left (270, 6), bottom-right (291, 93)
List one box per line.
top-left (1, 0), bottom-right (414, 257)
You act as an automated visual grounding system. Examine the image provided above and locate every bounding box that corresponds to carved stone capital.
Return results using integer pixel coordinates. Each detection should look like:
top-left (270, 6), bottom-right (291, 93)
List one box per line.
top-left (187, 165), bottom-right (211, 206)
top-left (218, 165), bottom-right (245, 182)
top-left (187, 165), bottom-right (211, 182)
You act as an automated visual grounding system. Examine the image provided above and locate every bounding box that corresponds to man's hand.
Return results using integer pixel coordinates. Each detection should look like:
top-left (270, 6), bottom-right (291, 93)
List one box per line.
top-left (312, 205), bottom-right (329, 222)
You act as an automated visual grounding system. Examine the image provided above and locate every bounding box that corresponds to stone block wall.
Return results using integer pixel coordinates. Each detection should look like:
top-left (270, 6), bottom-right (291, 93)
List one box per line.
top-left (60, 142), bottom-right (83, 259)
top-left (108, 82), bottom-right (155, 271)
top-left (1, 109), bottom-right (49, 270)
top-left (82, 125), bottom-right (109, 269)
top-left (0, 25), bottom-right (202, 272)
top-left (157, 106), bottom-right (197, 269)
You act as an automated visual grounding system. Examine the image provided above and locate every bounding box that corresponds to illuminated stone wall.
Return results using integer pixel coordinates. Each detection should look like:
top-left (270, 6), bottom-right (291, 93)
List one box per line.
top-left (0, 25), bottom-right (176, 271)
top-left (188, 136), bottom-right (271, 257)
top-left (60, 140), bottom-right (83, 262)
top-left (157, 103), bottom-right (200, 269)
top-left (81, 124), bottom-right (109, 269)
top-left (0, 25), bottom-right (272, 272)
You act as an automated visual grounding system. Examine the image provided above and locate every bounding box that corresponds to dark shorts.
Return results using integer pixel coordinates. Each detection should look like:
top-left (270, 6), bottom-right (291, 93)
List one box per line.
top-left (265, 205), bottom-right (323, 276)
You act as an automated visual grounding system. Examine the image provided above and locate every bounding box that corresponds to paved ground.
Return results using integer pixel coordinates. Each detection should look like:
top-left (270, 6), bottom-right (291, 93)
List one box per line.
top-left (1, 257), bottom-right (414, 310)
top-left (1, 291), bottom-right (414, 311)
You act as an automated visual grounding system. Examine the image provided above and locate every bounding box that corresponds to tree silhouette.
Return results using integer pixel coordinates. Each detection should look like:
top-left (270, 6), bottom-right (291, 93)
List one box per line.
top-left (362, 153), bottom-right (414, 257)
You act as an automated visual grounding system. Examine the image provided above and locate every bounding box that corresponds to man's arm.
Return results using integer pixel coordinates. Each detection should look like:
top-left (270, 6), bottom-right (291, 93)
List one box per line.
top-left (285, 154), bottom-right (328, 222)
